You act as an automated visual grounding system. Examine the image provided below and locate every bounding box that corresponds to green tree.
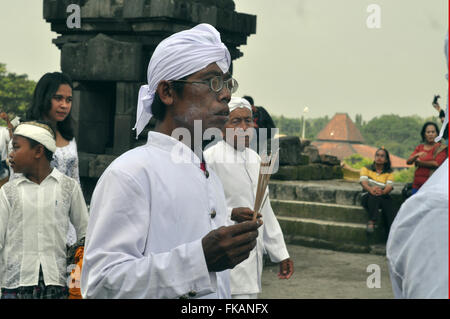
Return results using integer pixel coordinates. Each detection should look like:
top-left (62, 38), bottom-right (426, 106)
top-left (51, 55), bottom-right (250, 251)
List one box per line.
top-left (360, 114), bottom-right (428, 159)
top-left (0, 63), bottom-right (36, 125)
top-left (343, 153), bottom-right (373, 169)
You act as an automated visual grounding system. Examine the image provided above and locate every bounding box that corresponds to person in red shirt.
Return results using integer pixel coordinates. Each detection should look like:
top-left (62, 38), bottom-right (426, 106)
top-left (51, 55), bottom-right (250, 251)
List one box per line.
top-left (407, 121), bottom-right (447, 194)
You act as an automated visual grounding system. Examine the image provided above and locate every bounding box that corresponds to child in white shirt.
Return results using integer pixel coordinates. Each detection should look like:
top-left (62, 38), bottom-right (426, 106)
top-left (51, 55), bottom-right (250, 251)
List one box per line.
top-left (0, 121), bottom-right (88, 299)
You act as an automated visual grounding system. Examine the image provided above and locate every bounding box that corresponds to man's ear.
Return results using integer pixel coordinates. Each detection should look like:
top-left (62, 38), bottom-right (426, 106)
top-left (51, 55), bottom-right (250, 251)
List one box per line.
top-left (156, 81), bottom-right (174, 107)
top-left (34, 144), bottom-right (45, 160)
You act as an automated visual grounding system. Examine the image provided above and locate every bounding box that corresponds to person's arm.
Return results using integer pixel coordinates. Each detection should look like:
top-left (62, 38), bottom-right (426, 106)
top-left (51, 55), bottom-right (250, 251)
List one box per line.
top-left (360, 168), bottom-right (378, 195)
top-left (407, 146), bottom-right (423, 165)
top-left (69, 181), bottom-right (89, 241)
top-left (382, 173), bottom-right (394, 195)
top-left (415, 159), bottom-right (440, 169)
top-left (0, 188), bottom-right (9, 251)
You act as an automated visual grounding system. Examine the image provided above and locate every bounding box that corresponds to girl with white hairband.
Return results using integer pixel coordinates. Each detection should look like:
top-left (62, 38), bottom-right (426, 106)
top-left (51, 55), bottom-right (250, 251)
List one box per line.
top-left (0, 121), bottom-right (88, 299)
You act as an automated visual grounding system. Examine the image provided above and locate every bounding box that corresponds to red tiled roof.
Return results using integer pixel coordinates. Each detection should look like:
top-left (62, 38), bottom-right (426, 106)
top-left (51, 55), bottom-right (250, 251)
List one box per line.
top-left (316, 113), bottom-right (365, 143)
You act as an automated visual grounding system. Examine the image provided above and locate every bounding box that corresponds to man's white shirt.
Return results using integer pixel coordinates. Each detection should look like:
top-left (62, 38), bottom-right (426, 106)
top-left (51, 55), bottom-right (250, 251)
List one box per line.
top-left (204, 140), bottom-right (289, 295)
top-left (81, 132), bottom-right (230, 299)
top-left (386, 159), bottom-right (448, 298)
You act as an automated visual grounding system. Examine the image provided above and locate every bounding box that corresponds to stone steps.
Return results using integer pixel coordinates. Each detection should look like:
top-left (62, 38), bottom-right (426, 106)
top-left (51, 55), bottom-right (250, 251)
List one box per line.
top-left (271, 199), bottom-right (368, 224)
top-left (267, 180), bottom-right (403, 254)
top-left (276, 216), bottom-right (386, 254)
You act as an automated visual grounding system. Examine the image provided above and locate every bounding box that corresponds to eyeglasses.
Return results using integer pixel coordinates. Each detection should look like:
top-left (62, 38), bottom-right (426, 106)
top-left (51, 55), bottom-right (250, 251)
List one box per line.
top-left (171, 76), bottom-right (239, 94)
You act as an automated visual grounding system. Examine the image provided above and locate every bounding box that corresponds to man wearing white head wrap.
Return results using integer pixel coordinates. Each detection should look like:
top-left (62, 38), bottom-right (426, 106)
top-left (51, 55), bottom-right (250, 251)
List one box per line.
top-left (386, 32), bottom-right (449, 299)
top-left (0, 121), bottom-right (88, 299)
top-left (134, 23), bottom-right (231, 137)
top-left (82, 24), bottom-right (261, 299)
top-left (204, 97), bottom-right (293, 299)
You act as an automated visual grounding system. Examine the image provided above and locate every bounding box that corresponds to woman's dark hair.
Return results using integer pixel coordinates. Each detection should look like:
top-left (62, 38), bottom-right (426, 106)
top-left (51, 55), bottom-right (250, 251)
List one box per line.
top-left (151, 79), bottom-right (186, 122)
top-left (368, 147), bottom-right (392, 173)
top-left (420, 121), bottom-right (440, 142)
top-left (26, 72), bottom-right (74, 141)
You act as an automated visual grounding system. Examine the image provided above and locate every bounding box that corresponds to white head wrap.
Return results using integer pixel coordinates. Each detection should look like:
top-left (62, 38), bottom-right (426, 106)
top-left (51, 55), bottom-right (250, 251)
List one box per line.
top-left (228, 96), bottom-right (252, 114)
top-left (14, 123), bottom-right (56, 153)
top-left (10, 116), bottom-right (20, 128)
top-left (436, 31), bottom-right (448, 143)
top-left (133, 23), bottom-right (231, 137)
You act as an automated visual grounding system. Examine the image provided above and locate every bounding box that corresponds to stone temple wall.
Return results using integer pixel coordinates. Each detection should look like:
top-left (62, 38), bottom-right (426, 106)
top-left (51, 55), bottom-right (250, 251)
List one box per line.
top-left (43, 0), bottom-right (256, 202)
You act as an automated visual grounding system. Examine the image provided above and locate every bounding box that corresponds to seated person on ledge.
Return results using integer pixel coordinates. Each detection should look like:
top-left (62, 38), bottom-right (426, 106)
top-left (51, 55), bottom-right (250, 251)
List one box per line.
top-left (360, 148), bottom-right (395, 236)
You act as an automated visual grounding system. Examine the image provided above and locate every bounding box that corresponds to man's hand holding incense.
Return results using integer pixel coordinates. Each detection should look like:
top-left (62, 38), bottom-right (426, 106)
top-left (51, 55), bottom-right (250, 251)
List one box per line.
top-left (202, 220), bottom-right (263, 272)
top-left (231, 207), bottom-right (261, 223)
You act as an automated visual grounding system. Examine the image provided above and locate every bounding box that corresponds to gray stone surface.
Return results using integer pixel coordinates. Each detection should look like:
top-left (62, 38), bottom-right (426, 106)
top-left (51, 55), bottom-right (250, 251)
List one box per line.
top-left (260, 245), bottom-right (394, 299)
top-left (303, 145), bottom-right (320, 163)
top-left (278, 136), bottom-right (307, 166)
top-left (61, 34), bottom-right (144, 81)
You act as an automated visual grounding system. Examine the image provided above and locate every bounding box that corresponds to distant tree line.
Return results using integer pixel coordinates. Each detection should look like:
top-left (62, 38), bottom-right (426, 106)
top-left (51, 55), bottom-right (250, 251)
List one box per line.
top-left (0, 63), bottom-right (36, 124)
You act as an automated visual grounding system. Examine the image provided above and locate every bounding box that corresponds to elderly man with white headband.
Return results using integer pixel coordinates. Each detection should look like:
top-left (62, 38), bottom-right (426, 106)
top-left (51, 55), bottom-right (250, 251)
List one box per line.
top-left (386, 32), bottom-right (449, 299)
top-left (81, 24), bottom-right (262, 299)
top-left (204, 97), bottom-right (293, 299)
top-left (0, 121), bottom-right (88, 299)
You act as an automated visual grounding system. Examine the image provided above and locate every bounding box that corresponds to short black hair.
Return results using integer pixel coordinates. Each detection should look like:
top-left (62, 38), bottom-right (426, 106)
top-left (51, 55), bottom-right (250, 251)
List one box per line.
top-left (420, 121), bottom-right (440, 142)
top-left (26, 72), bottom-right (75, 141)
top-left (242, 95), bottom-right (254, 106)
top-left (150, 78), bottom-right (187, 122)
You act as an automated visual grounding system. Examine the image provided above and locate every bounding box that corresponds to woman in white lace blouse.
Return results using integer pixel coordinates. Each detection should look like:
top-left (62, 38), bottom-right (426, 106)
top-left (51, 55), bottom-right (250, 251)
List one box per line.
top-left (25, 72), bottom-right (81, 246)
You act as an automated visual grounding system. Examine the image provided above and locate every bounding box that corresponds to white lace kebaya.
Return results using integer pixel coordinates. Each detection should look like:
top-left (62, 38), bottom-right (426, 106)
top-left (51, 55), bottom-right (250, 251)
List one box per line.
top-left (0, 168), bottom-right (89, 289)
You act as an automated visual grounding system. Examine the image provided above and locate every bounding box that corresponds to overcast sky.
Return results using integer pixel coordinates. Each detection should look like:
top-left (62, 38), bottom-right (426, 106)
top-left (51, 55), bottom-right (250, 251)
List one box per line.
top-left (0, 0), bottom-right (448, 122)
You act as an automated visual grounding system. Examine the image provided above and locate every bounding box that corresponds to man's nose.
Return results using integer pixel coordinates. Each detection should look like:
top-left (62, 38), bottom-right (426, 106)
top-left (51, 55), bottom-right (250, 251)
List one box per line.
top-left (218, 85), bottom-right (231, 103)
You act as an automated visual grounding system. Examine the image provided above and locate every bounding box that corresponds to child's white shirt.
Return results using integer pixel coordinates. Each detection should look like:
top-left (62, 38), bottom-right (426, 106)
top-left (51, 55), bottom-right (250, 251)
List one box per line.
top-left (0, 168), bottom-right (88, 289)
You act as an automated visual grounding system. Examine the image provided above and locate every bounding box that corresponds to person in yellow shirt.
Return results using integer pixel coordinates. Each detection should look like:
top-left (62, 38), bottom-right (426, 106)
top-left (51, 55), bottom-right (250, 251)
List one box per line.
top-left (360, 148), bottom-right (395, 235)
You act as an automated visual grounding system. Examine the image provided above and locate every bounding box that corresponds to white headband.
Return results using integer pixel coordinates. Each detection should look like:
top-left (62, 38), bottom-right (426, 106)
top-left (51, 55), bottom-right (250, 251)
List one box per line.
top-left (14, 123), bottom-right (56, 153)
top-left (133, 23), bottom-right (231, 138)
top-left (229, 97), bottom-right (252, 113)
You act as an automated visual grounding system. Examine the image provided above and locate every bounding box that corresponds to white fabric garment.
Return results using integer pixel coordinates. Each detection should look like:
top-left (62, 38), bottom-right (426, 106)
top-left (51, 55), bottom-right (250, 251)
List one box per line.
top-left (134, 23), bottom-right (231, 137)
top-left (81, 131), bottom-right (231, 299)
top-left (52, 138), bottom-right (81, 247)
top-left (0, 127), bottom-right (11, 161)
top-left (386, 159), bottom-right (449, 298)
top-left (14, 123), bottom-right (56, 153)
top-left (204, 140), bottom-right (289, 295)
top-left (0, 168), bottom-right (89, 288)
top-left (229, 97), bottom-right (252, 113)
top-left (8, 138), bottom-right (81, 246)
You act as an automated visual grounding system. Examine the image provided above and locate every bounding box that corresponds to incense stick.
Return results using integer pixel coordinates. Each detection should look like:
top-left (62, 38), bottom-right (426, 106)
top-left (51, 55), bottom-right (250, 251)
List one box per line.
top-left (253, 150), bottom-right (279, 221)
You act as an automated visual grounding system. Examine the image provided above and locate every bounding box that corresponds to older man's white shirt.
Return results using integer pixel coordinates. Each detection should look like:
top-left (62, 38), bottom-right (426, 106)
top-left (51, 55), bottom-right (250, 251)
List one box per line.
top-left (81, 132), bottom-right (230, 299)
top-left (386, 159), bottom-right (448, 298)
top-left (204, 140), bottom-right (289, 295)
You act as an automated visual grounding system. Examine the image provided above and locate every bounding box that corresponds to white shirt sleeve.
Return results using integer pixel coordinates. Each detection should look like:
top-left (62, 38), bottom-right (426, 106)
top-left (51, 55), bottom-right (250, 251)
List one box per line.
top-left (69, 181), bottom-right (89, 241)
top-left (81, 168), bottom-right (215, 299)
top-left (0, 188), bottom-right (8, 250)
top-left (261, 194), bottom-right (290, 263)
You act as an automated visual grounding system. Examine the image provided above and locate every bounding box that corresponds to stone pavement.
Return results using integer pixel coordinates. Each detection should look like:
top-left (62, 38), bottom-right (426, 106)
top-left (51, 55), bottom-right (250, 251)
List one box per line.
top-left (259, 244), bottom-right (394, 299)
